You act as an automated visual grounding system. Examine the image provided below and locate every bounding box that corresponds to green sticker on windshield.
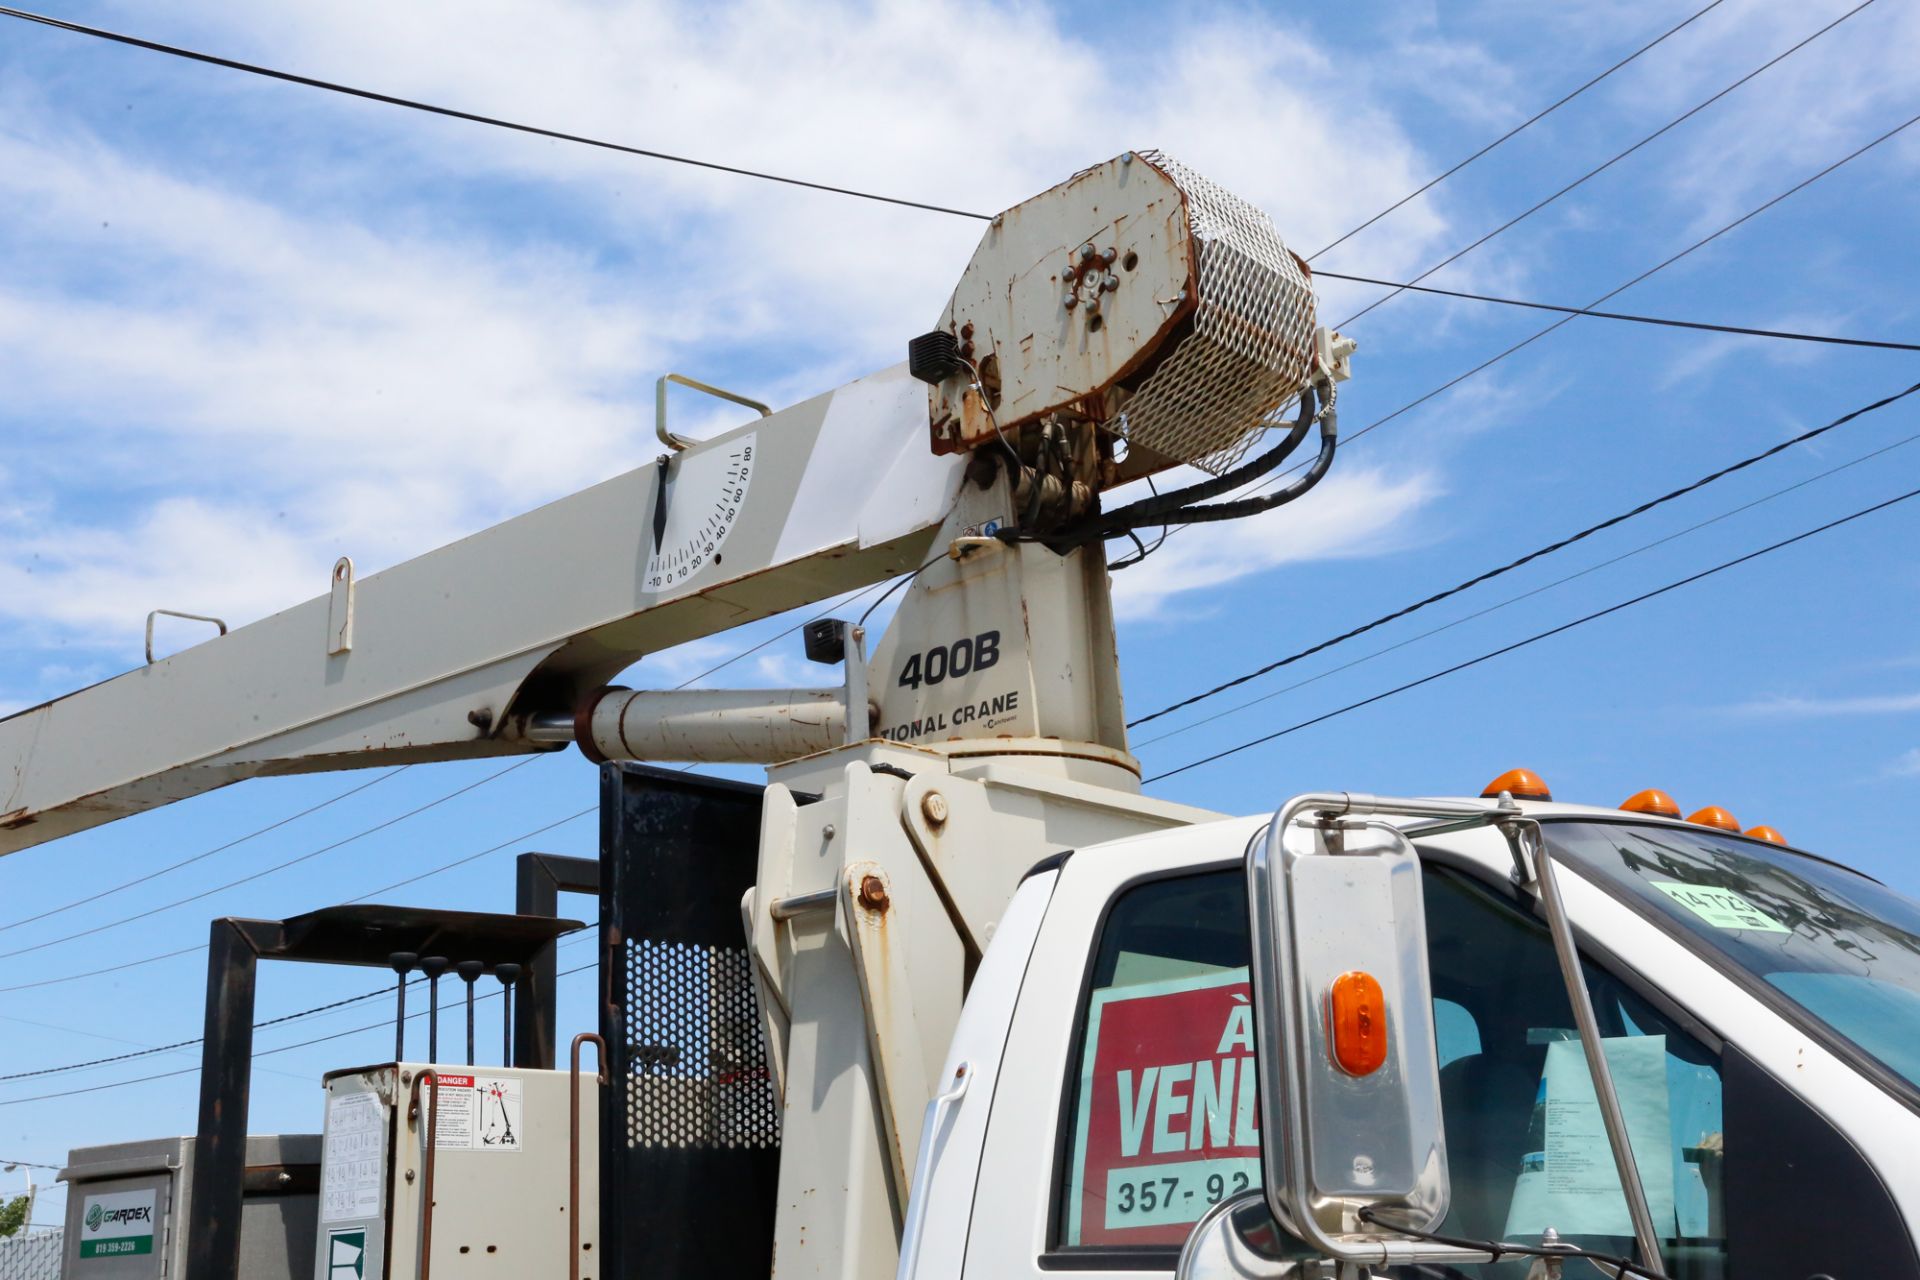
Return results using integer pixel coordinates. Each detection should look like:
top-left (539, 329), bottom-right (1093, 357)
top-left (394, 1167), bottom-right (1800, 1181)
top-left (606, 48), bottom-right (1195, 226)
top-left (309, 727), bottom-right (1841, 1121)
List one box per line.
top-left (1652, 881), bottom-right (1791, 932)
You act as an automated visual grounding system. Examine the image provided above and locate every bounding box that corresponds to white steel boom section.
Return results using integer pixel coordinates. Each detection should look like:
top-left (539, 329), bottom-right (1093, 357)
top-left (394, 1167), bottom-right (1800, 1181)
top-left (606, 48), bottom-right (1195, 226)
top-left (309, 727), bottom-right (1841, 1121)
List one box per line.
top-left (0, 365), bottom-right (962, 854)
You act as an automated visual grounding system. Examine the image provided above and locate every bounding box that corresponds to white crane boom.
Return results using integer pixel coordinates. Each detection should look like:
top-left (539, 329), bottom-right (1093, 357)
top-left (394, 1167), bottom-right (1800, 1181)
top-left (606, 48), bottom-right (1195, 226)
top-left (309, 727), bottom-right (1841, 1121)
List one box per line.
top-left (0, 366), bottom-right (960, 854)
top-left (0, 150), bottom-right (1347, 864)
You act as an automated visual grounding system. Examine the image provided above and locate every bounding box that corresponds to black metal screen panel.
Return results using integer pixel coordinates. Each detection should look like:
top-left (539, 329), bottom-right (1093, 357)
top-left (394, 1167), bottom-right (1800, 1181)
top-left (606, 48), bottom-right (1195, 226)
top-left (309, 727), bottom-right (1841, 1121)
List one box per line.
top-left (600, 764), bottom-right (780, 1279)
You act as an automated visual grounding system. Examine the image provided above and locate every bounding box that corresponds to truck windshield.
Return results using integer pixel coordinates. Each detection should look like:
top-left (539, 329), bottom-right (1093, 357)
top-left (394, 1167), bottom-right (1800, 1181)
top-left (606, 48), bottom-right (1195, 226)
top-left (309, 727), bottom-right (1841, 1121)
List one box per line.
top-left (1549, 820), bottom-right (1920, 1095)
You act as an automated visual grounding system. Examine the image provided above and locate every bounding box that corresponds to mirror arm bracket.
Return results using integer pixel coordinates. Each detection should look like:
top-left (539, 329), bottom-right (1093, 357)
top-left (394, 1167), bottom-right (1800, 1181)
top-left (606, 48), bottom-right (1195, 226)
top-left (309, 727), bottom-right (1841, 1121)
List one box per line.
top-left (1503, 816), bottom-right (1667, 1276)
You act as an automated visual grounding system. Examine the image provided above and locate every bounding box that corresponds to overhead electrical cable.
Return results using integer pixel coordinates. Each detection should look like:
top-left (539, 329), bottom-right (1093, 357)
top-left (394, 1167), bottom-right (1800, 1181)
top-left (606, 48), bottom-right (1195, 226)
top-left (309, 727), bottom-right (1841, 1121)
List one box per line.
top-left (343, 805), bottom-right (595, 902)
top-left (1310, 273), bottom-right (1920, 352)
top-left (1129, 379), bottom-right (1920, 727)
top-left (0, 943), bottom-right (204, 995)
top-left (1308, 0), bottom-right (1730, 261)
top-left (0, 805), bottom-right (595, 994)
top-left (0, 929), bottom-right (593, 1084)
top-left (0, 956), bottom-right (598, 1108)
top-left (0, 6), bottom-right (990, 220)
top-left (0, 756), bottom-right (545, 962)
top-left (0, 571), bottom-right (891, 993)
top-left (0, 1011), bottom-right (313, 1085)
top-left (1145, 484), bottom-right (1920, 784)
top-left (1333, 0), bottom-right (1879, 330)
top-left (1198, 108), bottom-right (1920, 516)
top-left (2, 1), bottom-right (1899, 370)
top-left (0, 767), bottom-right (408, 936)
top-left (1134, 425), bottom-right (1920, 749)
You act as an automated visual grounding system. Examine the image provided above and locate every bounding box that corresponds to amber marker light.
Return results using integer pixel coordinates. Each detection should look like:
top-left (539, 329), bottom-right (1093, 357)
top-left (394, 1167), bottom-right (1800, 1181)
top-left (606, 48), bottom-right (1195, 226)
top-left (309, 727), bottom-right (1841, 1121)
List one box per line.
top-left (1620, 789), bottom-right (1682, 818)
top-left (1687, 805), bottom-right (1741, 832)
top-left (1327, 970), bottom-right (1389, 1076)
top-left (1745, 825), bottom-right (1787, 845)
top-left (1481, 768), bottom-right (1553, 802)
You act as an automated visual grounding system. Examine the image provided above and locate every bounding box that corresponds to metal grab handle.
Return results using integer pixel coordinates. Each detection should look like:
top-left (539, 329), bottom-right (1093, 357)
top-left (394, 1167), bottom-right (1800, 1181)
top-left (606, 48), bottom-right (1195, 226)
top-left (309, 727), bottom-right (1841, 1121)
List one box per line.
top-left (144, 609), bottom-right (227, 664)
top-left (656, 372), bottom-right (771, 452)
top-left (570, 1033), bottom-right (608, 1280)
top-left (894, 1061), bottom-right (971, 1280)
top-left (407, 1069), bottom-right (441, 1280)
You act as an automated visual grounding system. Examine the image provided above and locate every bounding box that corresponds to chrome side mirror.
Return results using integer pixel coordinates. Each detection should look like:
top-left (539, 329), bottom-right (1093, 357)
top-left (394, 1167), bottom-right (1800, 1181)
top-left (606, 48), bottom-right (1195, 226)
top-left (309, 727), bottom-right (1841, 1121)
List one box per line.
top-left (1176, 1190), bottom-right (1302, 1280)
top-left (1247, 793), bottom-right (1484, 1268)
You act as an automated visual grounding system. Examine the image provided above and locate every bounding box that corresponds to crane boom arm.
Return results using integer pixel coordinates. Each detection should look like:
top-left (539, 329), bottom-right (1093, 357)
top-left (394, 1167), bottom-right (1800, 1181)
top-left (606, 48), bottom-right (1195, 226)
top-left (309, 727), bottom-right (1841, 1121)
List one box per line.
top-left (0, 365), bottom-right (961, 855)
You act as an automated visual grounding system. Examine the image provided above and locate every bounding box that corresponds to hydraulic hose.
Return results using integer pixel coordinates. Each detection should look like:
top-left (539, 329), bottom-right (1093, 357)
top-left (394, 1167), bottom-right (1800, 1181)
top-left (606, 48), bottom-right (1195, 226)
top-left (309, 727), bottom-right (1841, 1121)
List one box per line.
top-left (1098, 386), bottom-right (1318, 528)
top-left (1137, 409), bottom-right (1337, 527)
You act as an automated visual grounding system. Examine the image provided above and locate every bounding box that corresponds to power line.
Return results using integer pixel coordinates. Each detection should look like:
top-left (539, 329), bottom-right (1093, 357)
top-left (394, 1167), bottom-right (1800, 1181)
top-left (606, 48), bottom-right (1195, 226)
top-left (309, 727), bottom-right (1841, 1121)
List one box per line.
top-left (0, 756), bottom-right (542, 962)
top-left (1, 0), bottom-right (1886, 372)
top-left (0, 929), bottom-right (593, 1084)
top-left (343, 805), bottom-right (595, 903)
top-left (0, 1158), bottom-right (60, 1171)
top-left (1135, 425), bottom-right (1920, 749)
top-left (0, 1011), bottom-right (313, 1085)
top-left (1312, 271), bottom-right (1920, 352)
top-left (0, 954), bottom-right (599, 1108)
top-left (1146, 483), bottom-right (1920, 784)
top-left (0, 6), bottom-right (991, 221)
top-left (1308, 0), bottom-right (1730, 261)
top-left (0, 943), bottom-right (204, 995)
top-left (1335, 0), bottom-right (1878, 330)
top-left (0, 805), bottom-right (594, 994)
top-left (1197, 107), bottom-right (1920, 518)
top-left (0, 768), bottom-right (407, 937)
top-left (0, 569), bottom-right (883, 992)
top-left (1129, 379), bottom-right (1920, 728)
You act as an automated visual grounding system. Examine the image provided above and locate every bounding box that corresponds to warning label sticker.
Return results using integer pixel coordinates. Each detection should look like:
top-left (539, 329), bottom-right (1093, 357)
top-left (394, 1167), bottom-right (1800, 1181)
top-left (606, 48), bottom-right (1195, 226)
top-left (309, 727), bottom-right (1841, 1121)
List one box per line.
top-left (431, 1074), bottom-right (524, 1153)
top-left (1066, 969), bottom-right (1260, 1248)
top-left (322, 1090), bottom-right (387, 1223)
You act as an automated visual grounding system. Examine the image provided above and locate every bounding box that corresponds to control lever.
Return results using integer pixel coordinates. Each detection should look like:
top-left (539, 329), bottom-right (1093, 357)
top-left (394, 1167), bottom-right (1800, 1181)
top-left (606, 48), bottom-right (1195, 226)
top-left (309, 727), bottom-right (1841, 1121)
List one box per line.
top-left (457, 961), bottom-right (485, 1065)
top-left (495, 964), bottom-right (521, 1066)
top-left (388, 952), bottom-right (418, 1062)
top-left (420, 956), bottom-right (450, 1063)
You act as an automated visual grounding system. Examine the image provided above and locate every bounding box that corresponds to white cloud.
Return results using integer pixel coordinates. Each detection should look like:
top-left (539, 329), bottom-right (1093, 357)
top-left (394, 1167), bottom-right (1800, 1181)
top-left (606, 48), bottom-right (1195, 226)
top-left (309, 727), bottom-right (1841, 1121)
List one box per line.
top-left (1110, 465), bottom-right (1443, 622)
top-left (1728, 691), bottom-right (1920, 717)
top-left (2, 0), bottom-right (1473, 691)
top-left (1886, 748), bottom-right (1920, 778)
top-left (1619, 0), bottom-right (1920, 230)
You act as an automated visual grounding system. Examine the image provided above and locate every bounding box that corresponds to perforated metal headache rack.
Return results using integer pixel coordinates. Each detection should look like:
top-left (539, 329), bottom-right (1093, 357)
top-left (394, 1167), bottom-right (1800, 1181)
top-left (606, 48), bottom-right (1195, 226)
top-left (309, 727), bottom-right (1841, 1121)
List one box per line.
top-left (1118, 150), bottom-right (1320, 474)
top-left (597, 763), bottom-right (782, 1280)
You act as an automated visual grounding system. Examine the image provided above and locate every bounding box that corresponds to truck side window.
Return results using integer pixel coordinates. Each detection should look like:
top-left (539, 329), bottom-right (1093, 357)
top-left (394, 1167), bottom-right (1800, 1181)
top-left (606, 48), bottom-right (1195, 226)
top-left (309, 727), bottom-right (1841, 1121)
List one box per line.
top-left (1425, 867), bottom-right (1726, 1280)
top-left (1054, 870), bottom-right (1255, 1252)
top-left (1053, 864), bottom-right (1731, 1276)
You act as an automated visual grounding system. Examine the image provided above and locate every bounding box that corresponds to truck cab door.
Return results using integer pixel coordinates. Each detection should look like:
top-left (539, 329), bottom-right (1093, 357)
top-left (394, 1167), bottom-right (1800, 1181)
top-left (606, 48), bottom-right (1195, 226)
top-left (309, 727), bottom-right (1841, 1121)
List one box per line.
top-left (957, 819), bottom-right (1920, 1280)
top-left (961, 820), bottom-right (1267, 1279)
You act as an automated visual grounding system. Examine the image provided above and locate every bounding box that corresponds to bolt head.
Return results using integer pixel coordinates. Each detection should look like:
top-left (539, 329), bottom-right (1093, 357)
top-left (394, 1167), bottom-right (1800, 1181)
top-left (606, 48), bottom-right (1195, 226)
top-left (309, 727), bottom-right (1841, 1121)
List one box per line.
top-left (1078, 243), bottom-right (1096, 262)
top-left (1062, 292), bottom-right (1077, 309)
top-left (1102, 273), bottom-right (1119, 291)
top-left (922, 792), bottom-right (950, 825)
top-left (858, 874), bottom-right (890, 911)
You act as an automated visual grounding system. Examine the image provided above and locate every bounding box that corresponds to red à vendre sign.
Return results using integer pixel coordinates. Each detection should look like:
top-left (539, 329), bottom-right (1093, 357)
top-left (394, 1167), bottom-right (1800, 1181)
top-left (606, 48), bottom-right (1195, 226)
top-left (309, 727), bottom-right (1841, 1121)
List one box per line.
top-left (1066, 969), bottom-right (1262, 1247)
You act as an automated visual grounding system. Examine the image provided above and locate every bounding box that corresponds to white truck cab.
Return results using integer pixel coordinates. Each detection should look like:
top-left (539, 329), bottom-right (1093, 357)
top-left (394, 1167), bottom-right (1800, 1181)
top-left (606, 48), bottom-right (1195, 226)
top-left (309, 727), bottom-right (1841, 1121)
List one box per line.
top-left (911, 795), bottom-right (1920, 1280)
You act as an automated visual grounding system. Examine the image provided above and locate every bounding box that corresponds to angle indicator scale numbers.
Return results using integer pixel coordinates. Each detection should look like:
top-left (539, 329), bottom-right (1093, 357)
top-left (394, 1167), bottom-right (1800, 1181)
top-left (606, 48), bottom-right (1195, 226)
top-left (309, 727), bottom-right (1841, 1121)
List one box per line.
top-left (645, 434), bottom-right (756, 593)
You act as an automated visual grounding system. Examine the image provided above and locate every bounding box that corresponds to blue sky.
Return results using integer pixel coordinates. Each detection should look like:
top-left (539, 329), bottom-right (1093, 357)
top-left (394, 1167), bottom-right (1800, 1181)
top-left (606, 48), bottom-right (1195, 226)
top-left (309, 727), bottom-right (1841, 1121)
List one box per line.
top-left (3, 0), bottom-right (1919, 1224)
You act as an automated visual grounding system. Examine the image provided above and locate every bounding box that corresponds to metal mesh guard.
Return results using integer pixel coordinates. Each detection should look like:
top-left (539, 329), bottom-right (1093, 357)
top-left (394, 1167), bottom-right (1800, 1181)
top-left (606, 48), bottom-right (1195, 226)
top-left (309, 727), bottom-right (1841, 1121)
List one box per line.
top-left (1120, 151), bottom-right (1319, 474)
top-left (626, 939), bottom-right (780, 1149)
